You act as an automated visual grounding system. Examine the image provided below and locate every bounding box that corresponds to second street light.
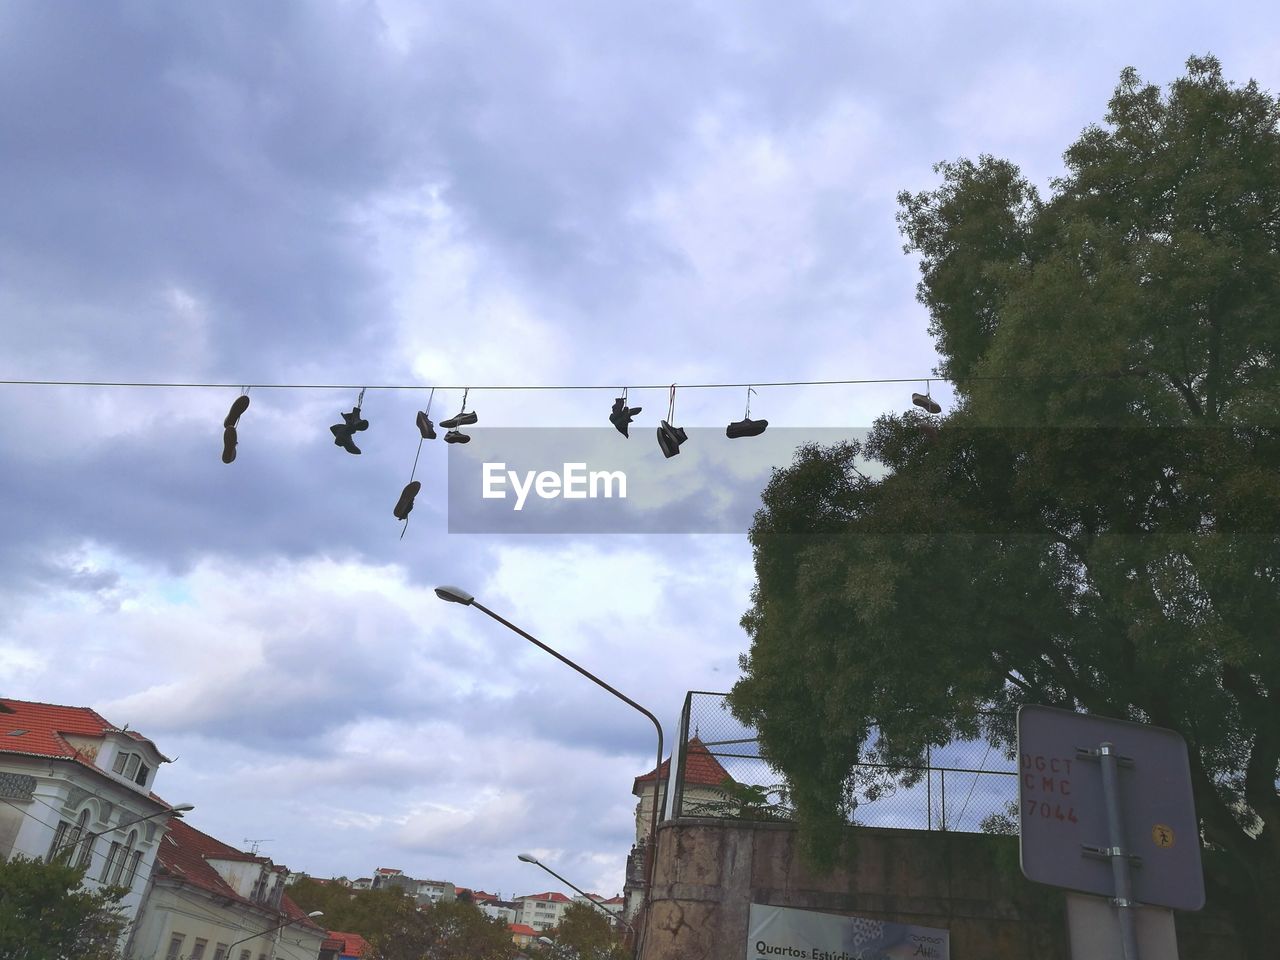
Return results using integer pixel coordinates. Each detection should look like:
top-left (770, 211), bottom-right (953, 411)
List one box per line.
top-left (434, 586), bottom-right (665, 915)
top-left (517, 852), bottom-right (633, 932)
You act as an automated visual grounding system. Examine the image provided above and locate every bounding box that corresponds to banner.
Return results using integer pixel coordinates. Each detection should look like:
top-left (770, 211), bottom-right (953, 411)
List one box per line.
top-left (747, 903), bottom-right (949, 960)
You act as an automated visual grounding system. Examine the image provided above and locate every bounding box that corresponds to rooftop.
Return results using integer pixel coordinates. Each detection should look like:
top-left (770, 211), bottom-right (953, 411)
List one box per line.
top-left (633, 736), bottom-right (733, 792)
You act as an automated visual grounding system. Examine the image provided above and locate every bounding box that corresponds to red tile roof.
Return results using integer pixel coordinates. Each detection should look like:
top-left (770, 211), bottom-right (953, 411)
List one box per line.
top-left (509, 923), bottom-right (537, 936)
top-left (156, 819), bottom-right (323, 933)
top-left (327, 930), bottom-right (371, 957)
top-left (0, 698), bottom-right (169, 764)
top-left (517, 891), bottom-right (571, 903)
top-left (633, 737), bottom-right (733, 792)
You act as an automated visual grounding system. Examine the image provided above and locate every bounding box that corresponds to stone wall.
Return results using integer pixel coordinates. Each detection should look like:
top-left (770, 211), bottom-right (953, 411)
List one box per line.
top-left (637, 818), bottom-right (1242, 960)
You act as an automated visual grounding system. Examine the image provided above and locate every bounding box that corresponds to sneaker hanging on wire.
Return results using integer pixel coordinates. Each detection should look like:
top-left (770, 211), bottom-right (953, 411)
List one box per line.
top-left (394, 480), bottom-right (422, 520)
top-left (726, 386), bottom-right (767, 439)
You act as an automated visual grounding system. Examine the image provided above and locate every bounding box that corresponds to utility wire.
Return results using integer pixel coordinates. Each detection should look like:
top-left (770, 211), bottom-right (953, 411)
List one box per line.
top-left (0, 371), bottom-right (1141, 392)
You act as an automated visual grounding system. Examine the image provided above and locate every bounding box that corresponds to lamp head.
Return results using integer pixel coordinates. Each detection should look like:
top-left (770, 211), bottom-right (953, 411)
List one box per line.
top-left (517, 852), bottom-right (540, 865)
top-left (308, 911), bottom-right (324, 918)
top-left (434, 585), bottom-right (475, 606)
top-left (172, 803), bottom-right (195, 815)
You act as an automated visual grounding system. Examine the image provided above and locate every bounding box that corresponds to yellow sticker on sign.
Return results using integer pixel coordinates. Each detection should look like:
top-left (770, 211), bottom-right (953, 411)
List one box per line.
top-left (1152, 824), bottom-right (1175, 848)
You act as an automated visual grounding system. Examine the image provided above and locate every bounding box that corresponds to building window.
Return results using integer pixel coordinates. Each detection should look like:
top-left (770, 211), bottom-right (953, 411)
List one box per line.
top-left (238, 951), bottom-right (251, 960)
top-left (165, 934), bottom-right (185, 960)
top-left (123, 849), bottom-right (144, 888)
top-left (112, 752), bottom-right (129, 775)
top-left (190, 938), bottom-right (208, 959)
top-left (100, 841), bottom-right (122, 882)
top-left (213, 944), bottom-right (229, 960)
top-left (111, 830), bottom-right (136, 885)
top-left (48, 820), bottom-right (71, 861)
top-left (135, 762), bottom-right (150, 786)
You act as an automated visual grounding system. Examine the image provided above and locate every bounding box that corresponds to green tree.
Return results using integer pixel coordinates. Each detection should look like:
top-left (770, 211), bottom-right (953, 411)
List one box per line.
top-left (547, 902), bottom-right (626, 960)
top-left (373, 899), bottom-right (515, 960)
top-left (286, 878), bottom-right (419, 947)
top-left (729, 55), bottom-right (1279, 955)
top-left (0, 855), bottom-right (128, 960)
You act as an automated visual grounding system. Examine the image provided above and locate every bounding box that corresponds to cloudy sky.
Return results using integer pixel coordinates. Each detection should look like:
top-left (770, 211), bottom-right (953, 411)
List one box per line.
top-left (2, 1), bottom-right (1276, 900)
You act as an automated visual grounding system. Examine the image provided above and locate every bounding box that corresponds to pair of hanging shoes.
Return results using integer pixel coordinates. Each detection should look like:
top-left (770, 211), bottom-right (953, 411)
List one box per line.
top-left (331, 406), bottom-right (369, 455)
top-left (657, 421), bottom-right (687, 458)
top-left (221, 395), bottom-right (250, 463)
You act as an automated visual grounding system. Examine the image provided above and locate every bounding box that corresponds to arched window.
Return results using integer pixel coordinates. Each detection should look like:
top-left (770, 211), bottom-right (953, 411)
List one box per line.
top-left (123, 847), bottom-right (144, 888)
top-left (74, 808), bottom-right (95, 869)
top-left (111, 830), bottom-right (136, 885)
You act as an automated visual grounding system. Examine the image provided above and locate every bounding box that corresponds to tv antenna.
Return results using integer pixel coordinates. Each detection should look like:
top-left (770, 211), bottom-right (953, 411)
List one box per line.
top-left (243, 838), bottom-right (274, 856)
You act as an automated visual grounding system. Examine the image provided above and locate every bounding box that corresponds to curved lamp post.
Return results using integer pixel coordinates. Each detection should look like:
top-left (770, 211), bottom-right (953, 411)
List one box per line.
top-left (434, 587), bottom-right (665, 914)
top-left (51, 802), bottom-right (195, 860)
top-left (225, 910), bottom-right (323, 955)
top-left (517, 852), bottom-right (632, 932)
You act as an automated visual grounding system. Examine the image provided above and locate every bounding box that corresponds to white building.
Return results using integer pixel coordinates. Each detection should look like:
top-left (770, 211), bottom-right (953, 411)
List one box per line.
top-left (513, 890), bottom-right (573, 931)
top-left (128, 817), bottom-right (327, 960)
top-left (0, 697), bottom-right (183, 930)
top-left (415, 877), bottom-right (455, 906)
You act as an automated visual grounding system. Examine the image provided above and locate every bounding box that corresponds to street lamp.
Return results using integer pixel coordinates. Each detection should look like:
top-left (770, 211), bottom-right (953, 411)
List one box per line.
top-left (51, 802), bottom-right (195, 859)
top-left (517, 853), bottom-right (632, 932)
top-left (225, 910), bottom-right (323, 954)
top-left (433, 586), bottom-right (666, 908)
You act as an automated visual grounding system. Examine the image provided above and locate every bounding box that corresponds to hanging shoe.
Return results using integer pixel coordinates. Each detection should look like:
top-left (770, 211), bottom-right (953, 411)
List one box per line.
top-left (330, 407), bottom-right (369, 455)
top-left (609, 397), bottom-right (642, 437)
top-left (394, 480), bottom-right (422, 520)
top-left (656, 421), bottom-right (687, 458)
top-left (444, 429), bottom-right (471, 444)
top-left (224, 394), bottom-right (250, 428)
top-left (416, 411), bottom-right (437, 440)
top-left (726, 417), bottom-right (768, 439)
top-left (222, 426), bottom-right (238, 463)
top-left (911, 393), bottom-right (942, 415)
top-left (440, 410), bottom-right (478, 429)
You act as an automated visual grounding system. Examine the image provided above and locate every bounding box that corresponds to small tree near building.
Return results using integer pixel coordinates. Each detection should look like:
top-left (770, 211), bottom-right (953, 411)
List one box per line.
top-left (0, 855), bottom-right (128, 960)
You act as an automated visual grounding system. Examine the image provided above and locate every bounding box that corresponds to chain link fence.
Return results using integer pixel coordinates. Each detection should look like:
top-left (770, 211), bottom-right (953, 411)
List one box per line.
top-left (671, 691), bottom-right (1018, 834)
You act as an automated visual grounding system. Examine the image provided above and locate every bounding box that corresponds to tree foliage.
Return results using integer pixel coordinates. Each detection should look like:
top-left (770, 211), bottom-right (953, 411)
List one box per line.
top-left (729, 55), bottom-right (1279, 954)
top-left (377, 899), bottom-right (516, 960)
top-left (0, 855), bottom-right (128, 960)
top-left (286, 877), bottom-right (419, 948)
top-left (544, 902), bottom-right (627, 960)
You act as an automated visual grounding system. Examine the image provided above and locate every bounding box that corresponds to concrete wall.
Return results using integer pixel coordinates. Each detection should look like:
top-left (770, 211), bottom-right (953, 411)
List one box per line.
top-left (638, 818), bottom-right (1242, 960)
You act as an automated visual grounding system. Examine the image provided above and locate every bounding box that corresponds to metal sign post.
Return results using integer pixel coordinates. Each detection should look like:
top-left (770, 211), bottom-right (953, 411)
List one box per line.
top-left (1017, 706), bottom-right (1204, 960)
top-left (1093, 741), bottom-right (1141, 959)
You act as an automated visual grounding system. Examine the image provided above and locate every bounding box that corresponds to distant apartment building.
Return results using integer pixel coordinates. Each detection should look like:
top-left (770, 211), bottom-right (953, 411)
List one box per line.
top-left (0, 698), bottom-right (183, 930)
top-left (514, 890), bottom-right (573, 931)
top-left (415, 877), bottom-right (455, 906)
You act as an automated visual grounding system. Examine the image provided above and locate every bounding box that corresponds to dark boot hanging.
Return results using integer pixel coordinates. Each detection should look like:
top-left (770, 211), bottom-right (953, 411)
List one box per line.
top-left (609, 388), bottom-right (642, 437)
top-left (331, 388), bottom-right (369, 455)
